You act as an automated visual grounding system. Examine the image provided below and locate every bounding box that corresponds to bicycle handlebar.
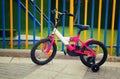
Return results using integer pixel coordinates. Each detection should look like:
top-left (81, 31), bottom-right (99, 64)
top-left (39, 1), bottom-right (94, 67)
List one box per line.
top-left (51, 9), bottom-right (74, 28)
top-left (64, 11), bottom-right (74, 16)
top-left (51, 9), bottom-right (74, 17)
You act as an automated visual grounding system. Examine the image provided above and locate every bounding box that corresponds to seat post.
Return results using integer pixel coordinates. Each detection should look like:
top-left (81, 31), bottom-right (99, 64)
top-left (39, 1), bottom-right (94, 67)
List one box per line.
top-left (77, 29), bottom-right (81, 34)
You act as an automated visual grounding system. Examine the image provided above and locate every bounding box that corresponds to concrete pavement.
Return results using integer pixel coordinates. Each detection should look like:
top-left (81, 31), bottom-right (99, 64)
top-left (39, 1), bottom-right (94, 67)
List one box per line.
top-left (0, 57), bottom-right (120, 79)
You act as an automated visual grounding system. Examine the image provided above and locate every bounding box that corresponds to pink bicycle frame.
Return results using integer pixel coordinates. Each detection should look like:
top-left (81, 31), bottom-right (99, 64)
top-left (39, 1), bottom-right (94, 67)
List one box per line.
top-left (43, 28), bottom-right (95, 57)
top-left (42, 34), bottom-right (55, 54)
top-left (66, 34), bottom-right (95, 57)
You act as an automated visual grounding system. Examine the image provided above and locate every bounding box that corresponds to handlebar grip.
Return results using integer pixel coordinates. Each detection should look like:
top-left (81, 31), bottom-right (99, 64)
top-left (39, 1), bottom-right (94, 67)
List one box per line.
top-left (67, 13), bottom-right (74, 16)
top-left (51, 9), bottom-right (74, 17)
top-left (64, 10), bottom-right (74, 16)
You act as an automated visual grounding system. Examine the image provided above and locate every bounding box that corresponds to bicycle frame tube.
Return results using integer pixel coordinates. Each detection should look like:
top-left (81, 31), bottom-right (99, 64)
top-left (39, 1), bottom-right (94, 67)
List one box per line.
top-left (52, 28), bottom-right (69, 45)
top-left (52, 28), bottom-right (75, 51)
top-left (43, 35), bottom-right (55, 54)
top-left (76, 38), bottom-right (96, 56)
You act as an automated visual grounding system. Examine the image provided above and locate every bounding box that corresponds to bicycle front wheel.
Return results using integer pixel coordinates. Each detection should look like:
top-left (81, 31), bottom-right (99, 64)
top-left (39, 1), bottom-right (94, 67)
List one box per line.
top-left (80, 40), bottom-right (108, 67)
top-left (31, 38), bottom-right (57, 65)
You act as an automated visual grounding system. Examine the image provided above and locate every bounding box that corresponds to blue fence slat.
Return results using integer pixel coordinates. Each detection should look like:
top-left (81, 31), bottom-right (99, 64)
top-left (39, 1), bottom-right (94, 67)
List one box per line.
top-left (76, 0), bottom-right (81, 46)
top-left (18, 0), bottom-right (21, 49)
top-left (104, 0), bottom-right (109, 46)
top-left (90, 0), bottom-right (95, 38)
top-left (62, 0), bottom-right (66, 51)
top-left (2, 0), bottom-right (6, 48)
top-left (77, 0), bottom-right (81, 24)
top-left (33, 0), bottom-right (36, 44)
top-left (116, 8), bottom-right (120, 56)
top-left (48, 0), bottom-right (51, 35)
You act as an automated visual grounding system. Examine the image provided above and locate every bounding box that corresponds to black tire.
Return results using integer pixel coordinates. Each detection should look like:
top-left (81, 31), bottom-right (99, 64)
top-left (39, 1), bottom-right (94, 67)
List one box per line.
top-left (31, 38), bottom-right (57, 65)
top-left (80, 40), bottom-right (108, 67)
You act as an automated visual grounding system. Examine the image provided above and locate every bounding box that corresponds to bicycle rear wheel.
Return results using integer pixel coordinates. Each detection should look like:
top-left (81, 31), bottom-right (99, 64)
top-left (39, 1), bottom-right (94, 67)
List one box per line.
top-left (80, 40), bottom-right (108, 67)
top-left (31, 38), bottom-right (57, 65)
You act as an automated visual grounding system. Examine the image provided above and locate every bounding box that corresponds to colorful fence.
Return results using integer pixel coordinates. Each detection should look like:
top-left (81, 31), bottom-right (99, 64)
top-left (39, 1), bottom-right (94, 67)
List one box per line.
top-left (0, 0), bottom-right (120, 56)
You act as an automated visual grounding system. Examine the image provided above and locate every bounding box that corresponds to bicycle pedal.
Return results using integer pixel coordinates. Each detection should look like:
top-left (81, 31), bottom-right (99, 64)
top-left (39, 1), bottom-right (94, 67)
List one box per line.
top-left (64, 51), bottom-right (67, 55)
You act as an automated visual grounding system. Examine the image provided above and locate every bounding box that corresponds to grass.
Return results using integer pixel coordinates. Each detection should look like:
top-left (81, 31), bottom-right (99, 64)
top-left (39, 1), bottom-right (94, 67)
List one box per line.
top-left (0, 26), bottom-right (118, 56)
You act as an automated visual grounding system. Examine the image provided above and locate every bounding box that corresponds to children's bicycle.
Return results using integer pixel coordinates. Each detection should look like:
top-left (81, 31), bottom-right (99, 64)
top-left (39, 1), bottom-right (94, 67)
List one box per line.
top-left (31, 9), bottom-right (108, 72)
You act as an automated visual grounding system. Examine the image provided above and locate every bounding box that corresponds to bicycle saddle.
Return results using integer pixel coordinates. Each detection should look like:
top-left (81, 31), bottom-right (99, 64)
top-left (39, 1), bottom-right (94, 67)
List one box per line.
top-left (74, 24), bottom-right (90, 31)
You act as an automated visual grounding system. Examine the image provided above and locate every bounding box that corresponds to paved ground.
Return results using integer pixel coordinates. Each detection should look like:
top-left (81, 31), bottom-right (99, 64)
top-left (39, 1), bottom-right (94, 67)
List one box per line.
top-left (0, 57), bottom-right (120, 79)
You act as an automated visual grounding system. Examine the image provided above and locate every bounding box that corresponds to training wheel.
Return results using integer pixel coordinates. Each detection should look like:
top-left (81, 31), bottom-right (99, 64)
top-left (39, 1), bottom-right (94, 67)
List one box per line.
top-left (91, 64), bottom-right (99, 72)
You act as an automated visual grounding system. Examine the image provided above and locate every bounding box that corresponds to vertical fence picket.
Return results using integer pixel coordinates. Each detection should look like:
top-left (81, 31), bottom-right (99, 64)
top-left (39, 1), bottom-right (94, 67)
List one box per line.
top-left (62, 0), bottom-right (66, 51)
top-left (69, 0), bottom-right (74, 36)
top-left (110, 0), bottom-right (116, 56)
top-left (10, 0), bottom-right (13, 49)
top-left (97, 0), bottom-right (102, 41)
top-left (55, 0), bottom-right (58, 44)
top-left (116, 8), bottom-right (120, 56)
top-left (18, 0), bottom-right (21, 49)
top-left (25, 0), bottom-right (28, 49)
top-left (40, 0), bottom-right (43, 38)
top-left (77, 0), bottom-right (81, 24)
top-left (2, 0), bottom-right (6, 48)
top-left (97, 0), bottom-right (102, 54)
top-left (33, 0), bottom-right (36, 44)
top-left (55, 0), bottom-right (58, 25)
top-left (90, 0), bottom-right (95, 38)
top-left (84, 0), bottom-right (88, 41)
top-left (48, 0), bottom-right (51, 35)
top-left (104, 0), bottom-right (109, 46)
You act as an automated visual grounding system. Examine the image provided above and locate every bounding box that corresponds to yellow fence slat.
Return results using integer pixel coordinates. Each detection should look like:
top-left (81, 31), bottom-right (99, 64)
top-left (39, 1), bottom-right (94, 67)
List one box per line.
top-left (97, 0), bottom-right (102, 54)
top-left (10, 0), bottom-right (13, 49)
top-left (97, 0), bottom-right (102, 41)
top-left (55, 0), bottom-right (59, 44)
top-left (55, 0), bottom-right (58, 25)
top-left (26, 0), bottom-right (28, 49)
top-left (110, 0), bottom-right (116, 56)
top-left (40, 0), bottom-right (43, 38)
top-left (84, 0), bottom-right (88, 41)
top-left (69, 0), bottom-right (74, 36)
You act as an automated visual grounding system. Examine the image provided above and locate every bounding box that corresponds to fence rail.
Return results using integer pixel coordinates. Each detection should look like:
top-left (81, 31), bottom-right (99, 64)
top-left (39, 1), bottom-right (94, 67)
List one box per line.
top-left (0, 0), bottom-right (120, 56)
